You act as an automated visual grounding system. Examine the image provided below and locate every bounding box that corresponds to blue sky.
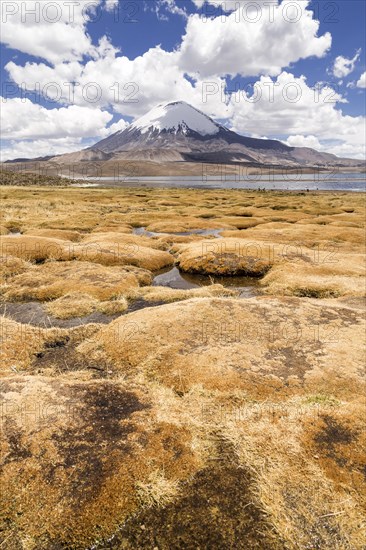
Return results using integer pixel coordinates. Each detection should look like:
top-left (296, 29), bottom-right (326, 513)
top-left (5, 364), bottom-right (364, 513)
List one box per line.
top-left (1, 0), bottom-right (365, 159)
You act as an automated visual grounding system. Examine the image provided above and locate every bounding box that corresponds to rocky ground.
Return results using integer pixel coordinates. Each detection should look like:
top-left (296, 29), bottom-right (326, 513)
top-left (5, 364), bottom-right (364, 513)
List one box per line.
top-left (0, 186), bottom-right (365, 549)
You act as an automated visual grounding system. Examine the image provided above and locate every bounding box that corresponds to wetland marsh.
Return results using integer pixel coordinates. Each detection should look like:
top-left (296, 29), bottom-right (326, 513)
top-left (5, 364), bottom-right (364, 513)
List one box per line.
top-left (0, 185), bottom-right (365, 549)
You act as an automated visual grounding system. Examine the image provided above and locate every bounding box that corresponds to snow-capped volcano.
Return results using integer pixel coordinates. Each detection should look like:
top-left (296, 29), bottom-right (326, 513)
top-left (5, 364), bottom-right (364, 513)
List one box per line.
top-left (91, 101), bottom-right (363, 167)
top-left (129, 101), bottom-right (221, 136)
top-left (93, 100), bottom-right (298, 163)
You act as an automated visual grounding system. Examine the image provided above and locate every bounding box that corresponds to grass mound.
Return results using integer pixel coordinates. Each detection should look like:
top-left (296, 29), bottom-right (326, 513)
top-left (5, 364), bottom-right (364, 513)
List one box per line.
top-left (45, 292), bottom-right (128, 319)
top-left (126, 283), bottom-right (238, 303)
top-left (177, 238), bottom-right (274, 276)
top-left (0, 235), bottom-right (68, 262)
top-left (79, 296), bottom-right (365, 397)
top-left (2, 260), bottom-right (141, 301)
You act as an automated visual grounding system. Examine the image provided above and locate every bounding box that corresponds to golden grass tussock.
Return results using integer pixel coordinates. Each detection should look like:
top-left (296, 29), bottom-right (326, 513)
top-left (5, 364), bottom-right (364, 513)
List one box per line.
top-left (70, 241), bottom-right (174, 270)
top-left (2, 261), bottom-right (140, 301)
top-left (81, 231), bottom-right (166, 250)
top-left (177, 237), bottom-right (365, 297)
top-left (219, 217), bottom-right (264, 229)
top-left (39, 213), bottom-right (100, 231)
top-left (92, 224), bottom-right (132, 233)
top-left (177, 238), bottom-right (275, 276)
top-left (0, 317), bottom-right (51, 373)
top-left (44, 292), bottom-right (99, 318)
top-left (71, 234), bottom-right (174, 270)
top-left (0, 317), bottom-right (99, 373)
top-left (330, 220), bottom-right (363, 228)
top-left (136, 469), bottom-right (181, 507)
top-left (0, 235), bottom-right (69, 262)
top-left (150, 387), bottom-right (366, 549)
top-left (220, 396), bottom-right (366, 549)
top-left (74, 295), bottom-right (366, 548)
top-left (98, 297), bottom-right (129, 315)
top-left (261, 255), bottom-right (366, 298)
top-left (299, 214), bottom-right (364, 226)
top-left (157, 234), bottom-right (217, 247)
top-left (44, 292), bottom-right (129, 319)
top-left (78, 296), bottom-right (366, 398)
top-left (0, 234), bottom-right (173, 272)
top-left (241, 222), bottom-right (366, 251)
top-left (25, 228), bottom-right (83, 241)
top-left (126, 283), bottom-right (239, 303)
top-left (221, 222), bottom-right (295, 238)
top-left (0, 255), bottom-right (31, 283)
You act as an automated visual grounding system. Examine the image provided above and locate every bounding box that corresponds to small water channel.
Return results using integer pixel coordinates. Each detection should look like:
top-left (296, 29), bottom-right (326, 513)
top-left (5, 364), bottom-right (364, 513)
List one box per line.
top-left (153, 266), bottom-right (261, 298)
top-left (0, 301), bottom-right (120, 328)
top-left (133, 227), bottom-right (223, 238)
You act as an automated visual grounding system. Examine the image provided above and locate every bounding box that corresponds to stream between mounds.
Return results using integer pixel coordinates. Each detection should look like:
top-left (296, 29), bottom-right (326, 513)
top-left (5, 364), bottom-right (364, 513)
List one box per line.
top-left (1, 228), bottom-right (261, 328)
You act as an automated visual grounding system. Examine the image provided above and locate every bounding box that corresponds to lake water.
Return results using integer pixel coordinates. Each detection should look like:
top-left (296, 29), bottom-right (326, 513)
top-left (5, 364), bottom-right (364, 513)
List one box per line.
top-left (71, 172), bottom-right (366, 191)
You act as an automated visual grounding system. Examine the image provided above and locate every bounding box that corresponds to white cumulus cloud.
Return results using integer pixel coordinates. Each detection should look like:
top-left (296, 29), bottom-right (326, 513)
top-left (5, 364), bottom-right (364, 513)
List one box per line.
top-left (228, 72), bottom-right (366, 159)
top-left (180, 1), bottom-right (331, 78)
top-left (356, 72), bottom-right (366, 88)
top-left (104, 0), bottom-right (119, 12)
top-left (0, 97), bottom-right (113, 139)
top-left (0, 0), bottom-right (117, 64)
top-left (284, 135), bottom-right (322, 149)
top-left (0, 137), bottom-right (86, 161)
top-left (332, 50), bottom-right (361, 79)
top-left (99, 117), bottom-right (130, 137)
top-left (191, 0), bottom-right (269, 10)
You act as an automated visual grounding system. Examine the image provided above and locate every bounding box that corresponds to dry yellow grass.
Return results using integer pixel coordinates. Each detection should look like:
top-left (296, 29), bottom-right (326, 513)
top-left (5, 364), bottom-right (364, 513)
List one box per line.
top-left (177, 238), bottom-right (365, 297)
top-left (0, 255), bottom-right (31, 283)
top-left (70, 241), bottom-right (174, 270)
top-left (76, 296), bottom-right (365, 548)
top-left (229, 221), bottom-right (366, 251)
top-left (44, 292), bottom-right (129, 319)
top-left (126, 283), bottom-right (239, 303)
top-left (81, 231), bottom-right (166, 250)
top-left (144, 218), bottom-right (235, 233)
top-left (177, 238), bottom-right (274, 276)
top-left (44, 292), bottom-right (99, 318)
top-left (0, 316), bottom-right (99, 373)
top-left (25, 228), bottom-right (82, 241)
top-left (0, 225), bottom-right (9, 235)
top-left (0, 233), bottom-right (174, 271)
top-left (0, 185), bottom-right (365, 549)
top-left (78, 296), bottom-right (365, 397)
top-left (261, 255), bottom-right (366, 297)
top-left (0, 235), bottom-right (68, 262)
top-left (0, 374), bottom-right (200, 549)
top-left (2, 260), bottom-right (141, 301)
top-left (73, 232), bottom-right (174, 270)
top-left (98, 297), bottom-right (129, 315)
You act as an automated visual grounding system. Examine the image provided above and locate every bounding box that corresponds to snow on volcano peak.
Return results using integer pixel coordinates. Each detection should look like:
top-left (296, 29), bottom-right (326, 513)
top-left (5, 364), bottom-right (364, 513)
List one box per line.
top-left (130, 101), bottom-right (221, 136)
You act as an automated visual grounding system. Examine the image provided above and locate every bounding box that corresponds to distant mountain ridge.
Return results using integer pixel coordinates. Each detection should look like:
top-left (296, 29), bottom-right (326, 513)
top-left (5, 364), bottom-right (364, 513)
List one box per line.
top-left (5, 101), bottom-right (364, 168)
